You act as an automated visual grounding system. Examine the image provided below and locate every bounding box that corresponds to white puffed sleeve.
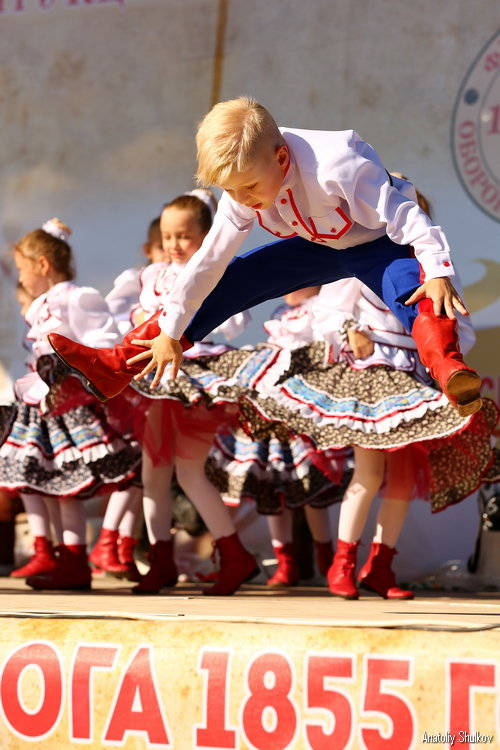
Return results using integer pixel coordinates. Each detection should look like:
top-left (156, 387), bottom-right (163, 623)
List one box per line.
top-left (105, 267), bottom-right (141, 335)
top-left (311, 279), bottom-right (366, 345)
top-left (67, 286), bottom-right (119, 348)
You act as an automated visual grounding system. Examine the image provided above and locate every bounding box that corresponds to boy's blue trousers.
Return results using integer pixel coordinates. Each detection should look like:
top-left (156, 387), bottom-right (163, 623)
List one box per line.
top-left (185, 235), bottom-right (421, 343)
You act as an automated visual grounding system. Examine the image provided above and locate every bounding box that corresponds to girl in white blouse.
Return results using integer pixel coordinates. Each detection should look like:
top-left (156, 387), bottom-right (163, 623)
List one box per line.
top-left (1, 219), bottom-right (140, 590)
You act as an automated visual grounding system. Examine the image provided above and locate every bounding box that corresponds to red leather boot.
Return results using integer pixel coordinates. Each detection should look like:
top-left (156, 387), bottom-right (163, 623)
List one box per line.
top-left (132, 540), bottom-right (178, 594)
top-left (26, 544), bottom-right (91, 590)
top-left (266, 543), bottom-right (300, 587)
top-left (203, 533), bottom-right (259, 596)
top-left (48, 312), bottom-right (193, 402)
top-left (314, 539), bottom-right (334, 577)
top-left (117, 535), bottom-right (143, 582)
top-left (327, 539), bottom-right (360, 599)
top-left (412, 299), bottom-right (482, 417)
top-left (358, 542), bottom-right (414, 599)
top-left (10, 536), bottom-right (58, 578)
top-left (89, 528), bottom-right (129, 577)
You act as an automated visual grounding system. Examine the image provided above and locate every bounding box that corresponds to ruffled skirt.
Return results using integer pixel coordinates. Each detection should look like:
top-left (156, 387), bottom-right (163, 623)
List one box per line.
top-left (206, 426), bottom-right (353, 514)
top-left (0, 372), bottom-right (141, 499)
top-left (130, 346), bottom-right (283, 463)
top-left (238, 342), bottom-right (498, 512)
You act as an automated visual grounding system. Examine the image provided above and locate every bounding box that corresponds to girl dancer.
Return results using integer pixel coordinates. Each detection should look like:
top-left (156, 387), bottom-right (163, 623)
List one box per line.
top-left (0, 219), bottom-right (140, 590)
top-left (130, 191), bottom-right (258, 595)
top-left (239, 277), bottom-right (497, 599)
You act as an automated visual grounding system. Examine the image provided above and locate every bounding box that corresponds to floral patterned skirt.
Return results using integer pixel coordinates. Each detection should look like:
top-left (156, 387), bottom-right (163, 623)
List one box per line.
top-left (130, 345), bottom-right (286, 463)
top-left (238, 342), bottom-right (498, 512)
top-left (0, 387), bottom-right (141, 499)
top-left (206, 425), bottom-right (353, 514)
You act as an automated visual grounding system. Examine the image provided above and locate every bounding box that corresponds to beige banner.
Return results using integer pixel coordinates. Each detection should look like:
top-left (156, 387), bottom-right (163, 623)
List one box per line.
top-left (0, 616), bottom-right (498, 749)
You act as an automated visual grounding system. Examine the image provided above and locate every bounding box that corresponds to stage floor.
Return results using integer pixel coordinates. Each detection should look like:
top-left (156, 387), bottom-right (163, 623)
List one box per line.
top-left (1, 576), bottom-right (499, 630)
top-left (0, 577), bottom-right (499, 748)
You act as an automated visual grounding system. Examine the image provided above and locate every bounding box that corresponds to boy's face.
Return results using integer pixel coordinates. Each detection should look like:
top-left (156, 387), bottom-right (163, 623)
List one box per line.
top-left (221, 144), bottom-right (289, 210)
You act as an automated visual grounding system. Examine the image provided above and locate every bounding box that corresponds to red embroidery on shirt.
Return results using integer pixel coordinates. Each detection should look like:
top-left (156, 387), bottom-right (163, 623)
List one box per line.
top-left (286, 190), bottom-right (353, 240)
top-left (255, 211), bottom-right (297, 238)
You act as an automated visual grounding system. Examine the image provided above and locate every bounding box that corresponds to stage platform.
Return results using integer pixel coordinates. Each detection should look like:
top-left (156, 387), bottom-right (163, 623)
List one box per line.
top-left (0, 578), bottom-right (498, 749)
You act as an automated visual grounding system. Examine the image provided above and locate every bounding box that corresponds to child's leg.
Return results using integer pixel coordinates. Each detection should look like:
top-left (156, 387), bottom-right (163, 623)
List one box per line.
top-left (266, 510), bottom-right (299, 587)
top-left (132, 451), bottom-right (177, 594)
top-left (10, 493), bottom-right (58, 578)
top-left (328, 448), bottom-right (385, 599)
top-left (175, 442), bottom-right (235, 541)
top-left (89, 488), bottom-right (140, 577)
top-left (117, 486), bottom-right (143, 539)
top-left (43, 495), bottom-right (63, 544)
top-left (142, 453), bottom-right (174, 543)
top-left (337, 448), bottom-right (386, 543)
top-left (358, 450), bottom-right (414, 599)
top-left (19, 493), bottom-right (52, 539)
top-left (59, 497), bottom-right (87, 546)
top-left (304, 505), bottom-right (335, 577)
top-left (27, 498), bottom-right (92, 590)
top-left (175, 435), bottom-right (258, 595)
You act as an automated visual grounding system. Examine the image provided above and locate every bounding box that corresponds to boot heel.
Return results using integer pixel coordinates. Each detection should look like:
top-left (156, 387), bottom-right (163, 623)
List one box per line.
top-left (446, 371), bottom-right (482, 416)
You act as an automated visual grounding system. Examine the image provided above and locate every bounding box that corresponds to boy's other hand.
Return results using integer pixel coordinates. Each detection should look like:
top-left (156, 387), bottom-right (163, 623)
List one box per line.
top-left (126, 332), bottom-right (184, 387)
top-left (404, 277), bottom-right (468, 318)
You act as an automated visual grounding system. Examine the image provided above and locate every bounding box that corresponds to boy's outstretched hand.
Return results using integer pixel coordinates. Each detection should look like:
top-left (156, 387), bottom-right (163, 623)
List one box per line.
top-left (127, 332), bottom-right (184, 388)
top-left (404, 277), bottom-right (469, 318)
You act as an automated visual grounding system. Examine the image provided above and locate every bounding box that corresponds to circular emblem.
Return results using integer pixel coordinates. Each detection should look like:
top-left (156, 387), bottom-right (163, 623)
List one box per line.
top-left (451, 30), bottom-right (500, 222)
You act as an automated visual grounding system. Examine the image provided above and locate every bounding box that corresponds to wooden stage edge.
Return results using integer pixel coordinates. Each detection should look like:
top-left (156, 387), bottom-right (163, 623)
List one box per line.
top-left (0, 576), bottom-right (498, 630)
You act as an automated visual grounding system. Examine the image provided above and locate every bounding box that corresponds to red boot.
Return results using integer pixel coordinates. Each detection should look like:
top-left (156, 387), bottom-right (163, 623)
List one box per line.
top-left (117, 536), bottom-right (143, 582)
top-left (267, 543), bottom-right (299, 587)
top-left (48, 312), bottom-right (193, 402)
top-left (412, 299), bottom-right (482, 417)
top-left (26, 544), bottom-right (91, 590)
top-left (314, 539), bottom-right (334, 577)
top-left (132, 540), bottom-right (178, 594)
top-left (203, 533), bottom-right (259, 596)
top-left (327, 539), bottom-right (359, 599)
top-left (89, 528), bottom-right (129, 577)
top-left (10, 536), bottom-right (57, 578)
top-left (358, 542), bottom-right (414, 599)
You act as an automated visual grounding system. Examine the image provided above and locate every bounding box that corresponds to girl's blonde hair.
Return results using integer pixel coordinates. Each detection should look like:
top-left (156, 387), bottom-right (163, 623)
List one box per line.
top-left (15, 218), bottom-right (75, 280)
top-left (196, 96), bottom-right (284, 187)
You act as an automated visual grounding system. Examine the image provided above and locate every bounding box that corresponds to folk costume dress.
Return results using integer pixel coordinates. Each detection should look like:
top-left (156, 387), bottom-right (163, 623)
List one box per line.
top-left (130, 261), bottom-right (252, 464)
top-left (0, 281), bottom-right (141, 499)
top-left (238, 279), bottom-right (498, 512)
top-left (206, 297), bottom-right (352, 514)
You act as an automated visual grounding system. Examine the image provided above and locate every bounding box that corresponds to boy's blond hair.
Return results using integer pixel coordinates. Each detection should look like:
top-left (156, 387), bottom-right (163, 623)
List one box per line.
top-left (196, 96), bottom-right (284, 187)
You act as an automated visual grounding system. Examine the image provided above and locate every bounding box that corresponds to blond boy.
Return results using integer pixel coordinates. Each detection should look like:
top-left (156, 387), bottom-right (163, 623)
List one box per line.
top-left (49, 96), bottom-right (481, 416)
